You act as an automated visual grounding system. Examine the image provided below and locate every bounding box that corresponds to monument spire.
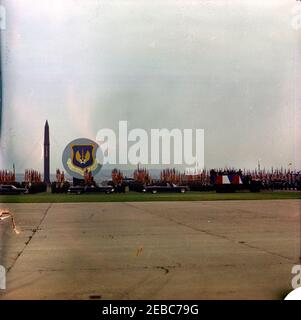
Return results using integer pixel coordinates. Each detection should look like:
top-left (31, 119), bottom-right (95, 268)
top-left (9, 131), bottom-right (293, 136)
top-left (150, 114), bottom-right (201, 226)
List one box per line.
top-left (44, 120), bottom-right (50, 184)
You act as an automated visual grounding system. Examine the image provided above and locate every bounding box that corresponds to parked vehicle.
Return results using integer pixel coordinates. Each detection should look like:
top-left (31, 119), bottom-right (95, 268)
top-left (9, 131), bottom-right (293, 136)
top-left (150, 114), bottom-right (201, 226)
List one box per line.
top-left (85, 185), bottom-right (115, 194)
top-left (143, 183), bottom-right (189, 194)
top-left (0, 184), bottom-right (28, 195)
top-left (68, 185), bottom-right (114, 195)
top-left (68, 186), bottom-right (85, 195)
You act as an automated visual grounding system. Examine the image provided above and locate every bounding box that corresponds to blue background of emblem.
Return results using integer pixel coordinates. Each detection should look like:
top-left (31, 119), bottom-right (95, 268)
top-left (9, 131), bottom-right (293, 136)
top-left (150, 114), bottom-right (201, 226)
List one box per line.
top-left (62, 138), bottom-right (102, 179)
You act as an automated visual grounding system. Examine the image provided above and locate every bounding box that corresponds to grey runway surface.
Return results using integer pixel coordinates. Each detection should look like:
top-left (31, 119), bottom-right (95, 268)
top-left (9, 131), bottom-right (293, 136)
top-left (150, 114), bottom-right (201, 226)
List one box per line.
top-left (0, 200), bottom-right (300, 299)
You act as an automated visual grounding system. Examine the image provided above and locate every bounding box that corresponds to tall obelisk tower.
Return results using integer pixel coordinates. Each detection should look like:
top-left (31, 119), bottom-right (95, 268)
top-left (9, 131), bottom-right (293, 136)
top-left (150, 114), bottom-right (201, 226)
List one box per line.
top-left (44, 120), bottom-right (50, 184)
top-left (0, 22), bottom-right (3, 138)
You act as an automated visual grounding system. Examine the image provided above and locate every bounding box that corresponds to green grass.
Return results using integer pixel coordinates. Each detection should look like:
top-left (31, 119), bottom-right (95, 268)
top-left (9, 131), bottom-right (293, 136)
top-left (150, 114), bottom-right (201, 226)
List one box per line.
top-left (0, 191), bottom-right (300, 203)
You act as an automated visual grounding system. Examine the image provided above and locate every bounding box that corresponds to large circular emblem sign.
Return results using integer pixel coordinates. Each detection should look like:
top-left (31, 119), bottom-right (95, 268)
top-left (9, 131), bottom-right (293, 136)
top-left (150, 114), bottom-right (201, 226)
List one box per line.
top-left (62, 138), bottom-right (102, 179)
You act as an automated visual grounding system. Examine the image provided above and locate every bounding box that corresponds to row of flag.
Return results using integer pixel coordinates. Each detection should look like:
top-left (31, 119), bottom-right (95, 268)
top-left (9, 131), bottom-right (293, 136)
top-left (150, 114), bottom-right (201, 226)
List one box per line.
top-left (133, 167), bottom-right (151, 184)
top-left (0, 170), bottom-right (16, 183)
top-left (84, 168), bottom-right (94, 184)
top-left (242, 168), bottom-right (300, 183)
top-left (115, 167), bottom-right (301, 185)
top-left (111, 168), bottom-right (124, 184)
top-left (160, 168), bottom-right (182, 184)
top-left (1, 166), bottom-right (300, 185)
top-left (24, 169), bottom-right (42, 183)
top-left (55, 169), bottom-right (65, 183)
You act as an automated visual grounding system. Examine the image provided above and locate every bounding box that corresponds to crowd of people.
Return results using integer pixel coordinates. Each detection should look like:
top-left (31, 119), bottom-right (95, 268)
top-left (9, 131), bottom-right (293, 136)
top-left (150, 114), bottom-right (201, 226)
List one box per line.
top-left (110, 167), bottom-right (301, 191)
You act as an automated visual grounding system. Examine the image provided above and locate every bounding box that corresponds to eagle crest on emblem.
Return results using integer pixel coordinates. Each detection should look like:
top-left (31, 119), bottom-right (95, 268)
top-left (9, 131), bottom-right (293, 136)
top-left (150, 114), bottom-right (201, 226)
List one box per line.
top-left (69, 144), bottom-right (95, 170)
top-left (75, 149), bottom-right (91, 165)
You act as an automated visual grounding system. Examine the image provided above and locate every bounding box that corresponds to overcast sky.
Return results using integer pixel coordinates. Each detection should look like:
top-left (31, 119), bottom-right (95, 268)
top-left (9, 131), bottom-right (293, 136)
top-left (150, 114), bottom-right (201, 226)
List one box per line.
top-left (0, 0), bottom-right (300, 173)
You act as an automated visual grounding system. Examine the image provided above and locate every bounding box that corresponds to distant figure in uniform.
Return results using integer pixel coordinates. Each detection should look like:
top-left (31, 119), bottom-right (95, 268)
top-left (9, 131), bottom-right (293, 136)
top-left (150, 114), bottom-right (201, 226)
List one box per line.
top-left (0, 210), bottom-right (20, 234)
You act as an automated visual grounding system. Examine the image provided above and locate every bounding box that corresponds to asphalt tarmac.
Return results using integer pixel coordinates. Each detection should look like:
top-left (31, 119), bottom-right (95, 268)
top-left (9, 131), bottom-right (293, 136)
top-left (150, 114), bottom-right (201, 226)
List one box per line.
top-left (0, 200), bottom-right (300, 299)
